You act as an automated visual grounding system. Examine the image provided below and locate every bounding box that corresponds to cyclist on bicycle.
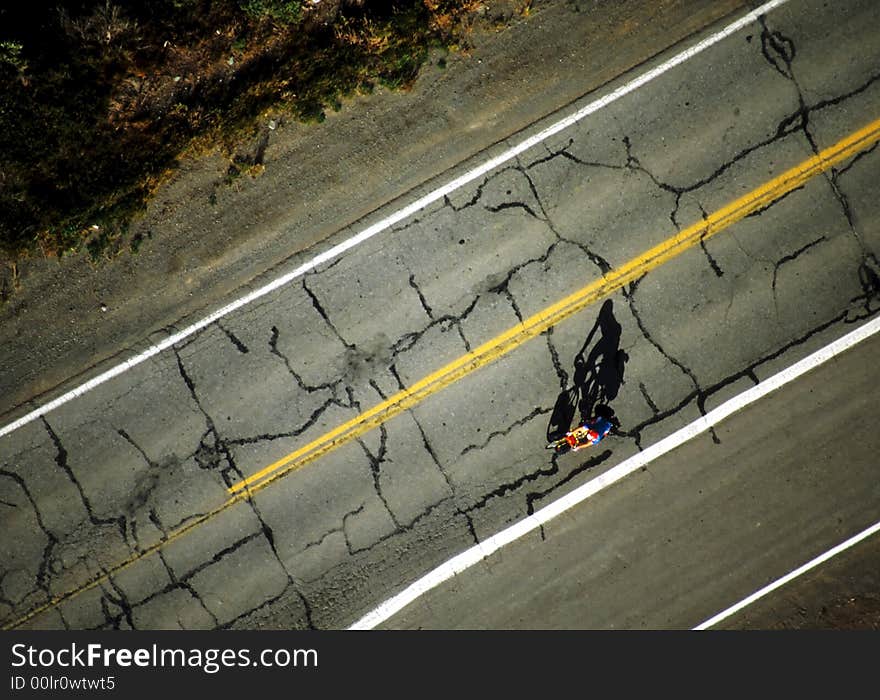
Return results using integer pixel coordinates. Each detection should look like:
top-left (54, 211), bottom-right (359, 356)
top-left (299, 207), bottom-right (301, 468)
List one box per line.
top-left (571, 405), bottom-right (620, 451)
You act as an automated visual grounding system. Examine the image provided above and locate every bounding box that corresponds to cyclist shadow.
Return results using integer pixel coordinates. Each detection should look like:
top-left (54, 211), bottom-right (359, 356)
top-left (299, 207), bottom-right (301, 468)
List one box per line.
top-left (546, 299), bottom-right (629, 441)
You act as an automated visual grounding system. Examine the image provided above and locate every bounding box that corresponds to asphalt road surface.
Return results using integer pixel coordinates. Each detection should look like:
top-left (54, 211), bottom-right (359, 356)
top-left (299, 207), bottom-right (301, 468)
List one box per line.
top-left (2, 0), bottom-right (879, 630)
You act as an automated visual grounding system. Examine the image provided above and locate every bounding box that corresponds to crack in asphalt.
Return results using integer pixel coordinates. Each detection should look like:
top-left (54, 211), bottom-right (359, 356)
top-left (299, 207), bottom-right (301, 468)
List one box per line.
top-left (755, 18), bottom-right (880, 320)
top-left (465, 447), bottom-right (613, 519)
top-left (834, 140), bottom-right (879, 179)
top-left (269, 323), bottom-right (344, 388)
top-left (0, 469), bottom-right (58, 597)
top-left (244, 496), bottom-right (317, 630)
top-left (173, 349), bottom-right (237, 483)
top-left (441, 156), bottom-right (614, 325)
top-left (771, 235), bottom-right (827, 314)
top-left (544, 327), bottom-right (570, 390)
top-left (747, 184), bottom-right (809, 224)
top-left (42, 418), bottom-right (130, 541)
top-left (700, 235), bottom-right (725, 278)
top-left (525, 449), bottom-right (614, 541)
top-left (299, 503), bottom-right (365, 555)
top-left (621, 279), bottom-right (713, 442)
top-left (172, 346), bottom-right (317, 629)
top-left (121, 521), bottom-right (317, 631)
top-left (302, 277), bottom-right (354, 350)
top-left (391, 286), bottom-right (477, 356)
top-left (460, 406), bottom-right (552, 456)
top-left (638, 381), bottom-right (660, 416)
top-left (115, 428), bottom-right (167, 552)
top-left (121, 534), bottom-right (259, 630)
top-left (101, 573), bottom-right (136, 630)
top-left (369, 377), bottom-right (456, 494)
top-left (622, 293), bottom-right (878, 450)
top-left (695, 204), bottom-right (725, 278)
top-left (216, 321), bottom-right (249, 354)
top-left (356, 424), bottom-right (402, 529)
top-left (409, 412), bottom-right (457, 494)
top-left (225, 396), bottom-right (352, 447)
top-left (409, 273), bottom-right (434, 320)
top-left (412, 273), bottom-right (473, 350)
top-left (304, 496), bottom-right (461, 586)
top-left (156, 550), bottom-right (220, 627)
top-left (217, 582), bottom-right (304, 630)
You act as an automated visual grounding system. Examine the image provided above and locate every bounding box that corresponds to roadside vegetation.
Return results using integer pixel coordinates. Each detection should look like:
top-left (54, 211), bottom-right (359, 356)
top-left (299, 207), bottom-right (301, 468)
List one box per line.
top-left (0, 0), bottom-right (503, 269)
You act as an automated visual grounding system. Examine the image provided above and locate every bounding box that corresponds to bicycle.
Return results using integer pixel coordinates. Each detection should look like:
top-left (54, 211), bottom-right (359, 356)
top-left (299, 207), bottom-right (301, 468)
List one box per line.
top-left (546, 409), bottom-right (618, 454)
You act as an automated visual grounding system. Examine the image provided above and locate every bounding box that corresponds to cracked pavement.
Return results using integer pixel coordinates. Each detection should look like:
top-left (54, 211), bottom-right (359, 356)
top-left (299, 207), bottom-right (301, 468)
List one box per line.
top-left (2, 0), bottom-right (880, 629)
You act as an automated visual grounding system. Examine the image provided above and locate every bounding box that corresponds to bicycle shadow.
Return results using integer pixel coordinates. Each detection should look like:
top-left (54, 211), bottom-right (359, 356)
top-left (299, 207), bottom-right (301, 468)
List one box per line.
top-left (546, 299), bottom-right (629, 441)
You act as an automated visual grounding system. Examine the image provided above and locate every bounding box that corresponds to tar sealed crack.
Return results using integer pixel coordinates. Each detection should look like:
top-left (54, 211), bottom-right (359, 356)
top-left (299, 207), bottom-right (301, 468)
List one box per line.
top-left (302, 278), bottom-right (354, 349)
top-left (356, 425), bottom-right (402, 529)
top-left (42, 418), bottom-right (128, 540)
top-left (460, 406), bottom-right (551, 456)
top-left (216, 321), bottom-right (249, 354)
top-left (409, 274), bottom-right (434, 319)
top-left (0, 469), bottom-right (59, 595)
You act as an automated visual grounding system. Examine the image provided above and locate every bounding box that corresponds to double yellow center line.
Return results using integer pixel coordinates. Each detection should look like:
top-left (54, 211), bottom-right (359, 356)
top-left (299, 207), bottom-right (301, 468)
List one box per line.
top-left (8, 116), bottom-right (880, 630)
top-left (229, 116), bottom-right (880, 497)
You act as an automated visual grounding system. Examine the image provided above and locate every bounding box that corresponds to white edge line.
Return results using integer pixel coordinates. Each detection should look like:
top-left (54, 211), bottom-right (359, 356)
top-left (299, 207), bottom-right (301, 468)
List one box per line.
top-left (0, 0), bottom-right (791, 441)
top-left (347, 314), bottom-right (880, 630)
top-left (692, 518), bottom-right (880, 630)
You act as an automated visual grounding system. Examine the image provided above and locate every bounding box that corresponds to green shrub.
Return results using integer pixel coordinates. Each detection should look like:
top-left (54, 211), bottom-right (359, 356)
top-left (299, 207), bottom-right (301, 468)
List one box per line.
top-left (239, 0), bottom-right (303, 25)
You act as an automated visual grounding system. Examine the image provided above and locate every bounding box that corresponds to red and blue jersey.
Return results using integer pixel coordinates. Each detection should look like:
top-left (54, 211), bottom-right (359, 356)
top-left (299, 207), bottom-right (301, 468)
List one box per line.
top-left (583, 416), bottom-right (613, 444)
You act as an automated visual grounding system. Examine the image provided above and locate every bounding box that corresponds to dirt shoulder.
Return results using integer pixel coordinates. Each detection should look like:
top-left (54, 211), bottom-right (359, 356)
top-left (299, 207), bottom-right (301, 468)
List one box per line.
top-left (0, 0), bottom-right (748, 419)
